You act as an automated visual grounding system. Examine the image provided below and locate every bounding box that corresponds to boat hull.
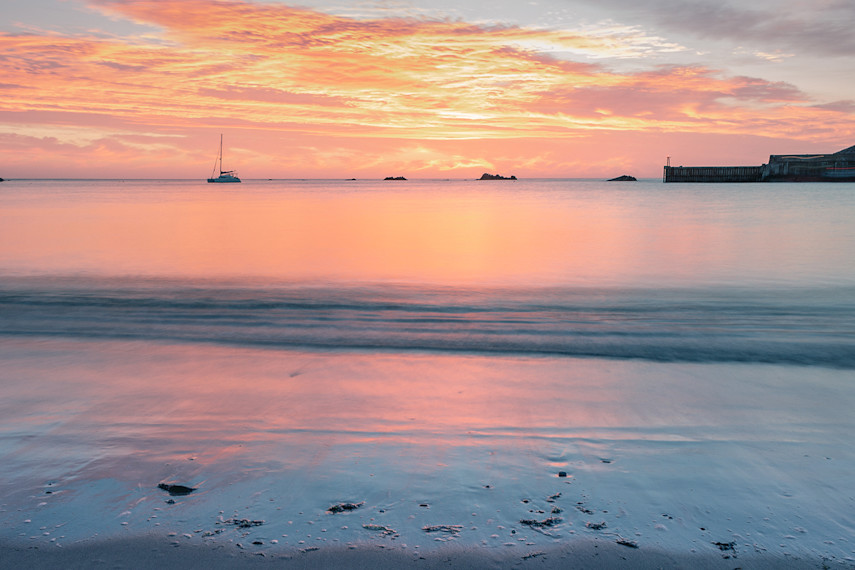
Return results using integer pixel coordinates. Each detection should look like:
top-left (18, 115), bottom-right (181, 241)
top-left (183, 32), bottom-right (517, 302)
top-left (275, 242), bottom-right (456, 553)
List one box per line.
top-left (207, 175), bottom-right (241, 183)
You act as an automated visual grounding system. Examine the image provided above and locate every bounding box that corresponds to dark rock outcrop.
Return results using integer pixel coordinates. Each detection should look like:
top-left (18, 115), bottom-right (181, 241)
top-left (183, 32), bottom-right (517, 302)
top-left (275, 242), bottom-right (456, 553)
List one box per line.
top-left (384, 176), bottom-right (407, 180)
top-left (607, 175), bottom-right (637, 181)
top-left (479, 173), bottom-right (517, 180)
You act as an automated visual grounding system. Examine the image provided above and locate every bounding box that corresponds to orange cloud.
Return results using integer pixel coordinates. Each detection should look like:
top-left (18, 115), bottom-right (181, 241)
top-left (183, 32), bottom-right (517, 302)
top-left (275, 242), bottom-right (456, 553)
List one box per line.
top-left (0, 0), bottom-right (853, 178)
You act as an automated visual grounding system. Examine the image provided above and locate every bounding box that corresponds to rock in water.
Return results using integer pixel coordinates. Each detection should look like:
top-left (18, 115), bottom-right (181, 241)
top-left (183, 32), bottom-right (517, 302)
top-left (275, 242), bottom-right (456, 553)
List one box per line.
top-left (479, 173), bottom-right (517, 180)
top-left (607, 175), bottom-right (637, 181)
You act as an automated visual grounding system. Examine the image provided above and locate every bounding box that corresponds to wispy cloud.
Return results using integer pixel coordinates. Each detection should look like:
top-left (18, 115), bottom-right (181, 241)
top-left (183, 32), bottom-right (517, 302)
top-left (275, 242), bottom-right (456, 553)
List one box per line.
top-left (564, 0), bottom-right (855, 58)
top-left (813, 100), bottom-right (855, 114)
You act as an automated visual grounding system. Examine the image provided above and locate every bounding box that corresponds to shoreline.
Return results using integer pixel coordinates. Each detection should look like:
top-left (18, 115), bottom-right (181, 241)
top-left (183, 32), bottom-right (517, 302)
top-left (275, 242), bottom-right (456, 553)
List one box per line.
top-left (0, 535), bottom-right (831, 569)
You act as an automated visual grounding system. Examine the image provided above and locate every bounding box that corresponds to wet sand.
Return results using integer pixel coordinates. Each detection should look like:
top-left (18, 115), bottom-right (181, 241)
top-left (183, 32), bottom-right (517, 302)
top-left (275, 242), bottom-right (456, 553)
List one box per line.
top-left (0, 536), bottom-right (827, 569)
top-left (2, 339), bottom-right (854, 569)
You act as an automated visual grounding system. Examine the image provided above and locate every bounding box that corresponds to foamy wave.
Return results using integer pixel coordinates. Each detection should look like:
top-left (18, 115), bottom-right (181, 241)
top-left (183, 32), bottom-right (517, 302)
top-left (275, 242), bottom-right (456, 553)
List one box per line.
top-left (2, 281), bottom-right (853, 368)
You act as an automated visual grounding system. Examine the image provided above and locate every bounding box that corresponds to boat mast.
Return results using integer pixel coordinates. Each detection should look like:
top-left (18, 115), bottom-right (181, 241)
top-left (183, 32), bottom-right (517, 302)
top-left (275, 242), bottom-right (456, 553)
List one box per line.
top-left (218, 133), bottom-right (223, 174)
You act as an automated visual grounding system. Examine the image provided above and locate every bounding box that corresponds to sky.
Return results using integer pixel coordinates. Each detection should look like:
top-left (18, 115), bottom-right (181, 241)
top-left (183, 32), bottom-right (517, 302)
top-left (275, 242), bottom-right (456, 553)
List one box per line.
top-left (2, 0), bottom-right (854, 178)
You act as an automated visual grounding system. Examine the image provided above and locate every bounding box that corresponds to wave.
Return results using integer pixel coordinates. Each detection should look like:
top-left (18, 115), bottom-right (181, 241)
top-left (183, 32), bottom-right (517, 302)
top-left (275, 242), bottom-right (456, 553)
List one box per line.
top-left (1, 281), bottom-right (853, 368)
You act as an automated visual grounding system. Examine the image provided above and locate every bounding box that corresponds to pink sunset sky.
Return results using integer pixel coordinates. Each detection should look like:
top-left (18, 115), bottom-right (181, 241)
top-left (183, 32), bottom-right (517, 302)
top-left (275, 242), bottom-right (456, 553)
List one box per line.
top-left (2, 0), bottom-right (854, 179)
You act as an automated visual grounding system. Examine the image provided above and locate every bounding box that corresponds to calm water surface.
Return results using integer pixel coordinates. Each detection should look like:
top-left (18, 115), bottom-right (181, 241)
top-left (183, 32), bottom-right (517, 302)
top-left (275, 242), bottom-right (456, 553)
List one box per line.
top-left (2, 178), bottom-right (854, 287)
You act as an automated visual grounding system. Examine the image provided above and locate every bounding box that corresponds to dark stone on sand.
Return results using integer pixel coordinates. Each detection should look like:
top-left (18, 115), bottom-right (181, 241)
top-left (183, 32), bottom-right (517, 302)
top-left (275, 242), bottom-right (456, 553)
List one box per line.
top-left (158, 483), bottom-right (195, 496)
top-left (221, 518), bottom-right (265, 528)
top-left (713, 541), bottom-right (736, 551)
top-left (617, 538), bottom-right (639, 548)
top-left (422, 524), bottom-right (463, 533)
top-left (166, 499), bottom-right (175, 504)
top-left (607, 175), bottom-right (637, 181)
top-left (520, 516), bottom-right (562, 528)
top-left (558, 471), bottom-right (567, 477)
top-left (479, 173), bottom-right (517, 180)
top-left (384, 176), bottom-right (407, 180)
top-left (327, 501), bottom-right (364, 513)
top-left (586, 521), bottom-right (607, 530)
top-left (363, 523), bottom-right (397, 536)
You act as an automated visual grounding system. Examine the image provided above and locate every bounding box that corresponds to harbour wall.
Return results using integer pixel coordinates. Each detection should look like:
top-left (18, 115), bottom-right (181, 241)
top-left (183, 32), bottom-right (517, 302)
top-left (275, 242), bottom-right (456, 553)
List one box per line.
top-left (663, 166), bottom-right (763, 183)
top-left (662, 144), bottom-right (855, 183)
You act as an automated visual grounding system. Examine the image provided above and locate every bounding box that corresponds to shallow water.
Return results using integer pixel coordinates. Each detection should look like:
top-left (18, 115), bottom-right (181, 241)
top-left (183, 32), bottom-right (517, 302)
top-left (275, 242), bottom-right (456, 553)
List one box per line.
top-left (1, 179), bottom-right (854, 561)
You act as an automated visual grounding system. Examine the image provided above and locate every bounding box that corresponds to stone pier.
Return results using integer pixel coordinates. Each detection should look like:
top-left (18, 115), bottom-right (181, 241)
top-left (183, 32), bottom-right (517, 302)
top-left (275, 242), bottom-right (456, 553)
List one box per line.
top-left (663, 165), bottom-right (763, 183)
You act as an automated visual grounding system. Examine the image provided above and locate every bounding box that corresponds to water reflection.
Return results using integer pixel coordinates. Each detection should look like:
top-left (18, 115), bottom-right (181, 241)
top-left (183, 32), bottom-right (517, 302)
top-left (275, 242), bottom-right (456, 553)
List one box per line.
top-left (1, 179), bottom-right (853, 286)
top-left (4, 338), bottom-right (846, 477)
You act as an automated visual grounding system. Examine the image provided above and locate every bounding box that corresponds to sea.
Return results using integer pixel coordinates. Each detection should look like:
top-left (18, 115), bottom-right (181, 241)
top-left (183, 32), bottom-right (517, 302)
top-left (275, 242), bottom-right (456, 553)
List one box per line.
top-left (2, 178), bottom-right (853, 367)
top-left (1, 178), bottom-right (854, 562)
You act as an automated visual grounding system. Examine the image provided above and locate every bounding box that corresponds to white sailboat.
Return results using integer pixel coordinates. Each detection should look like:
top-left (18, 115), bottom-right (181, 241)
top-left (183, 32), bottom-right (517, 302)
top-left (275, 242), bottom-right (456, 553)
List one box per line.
top-left (207, 134), bottom-right (241, 183)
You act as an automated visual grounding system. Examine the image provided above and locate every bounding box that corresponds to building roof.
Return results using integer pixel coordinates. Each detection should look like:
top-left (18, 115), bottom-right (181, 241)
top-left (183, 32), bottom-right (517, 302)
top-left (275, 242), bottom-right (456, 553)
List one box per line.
top-left (769, 145), bottom-right (855, 161)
